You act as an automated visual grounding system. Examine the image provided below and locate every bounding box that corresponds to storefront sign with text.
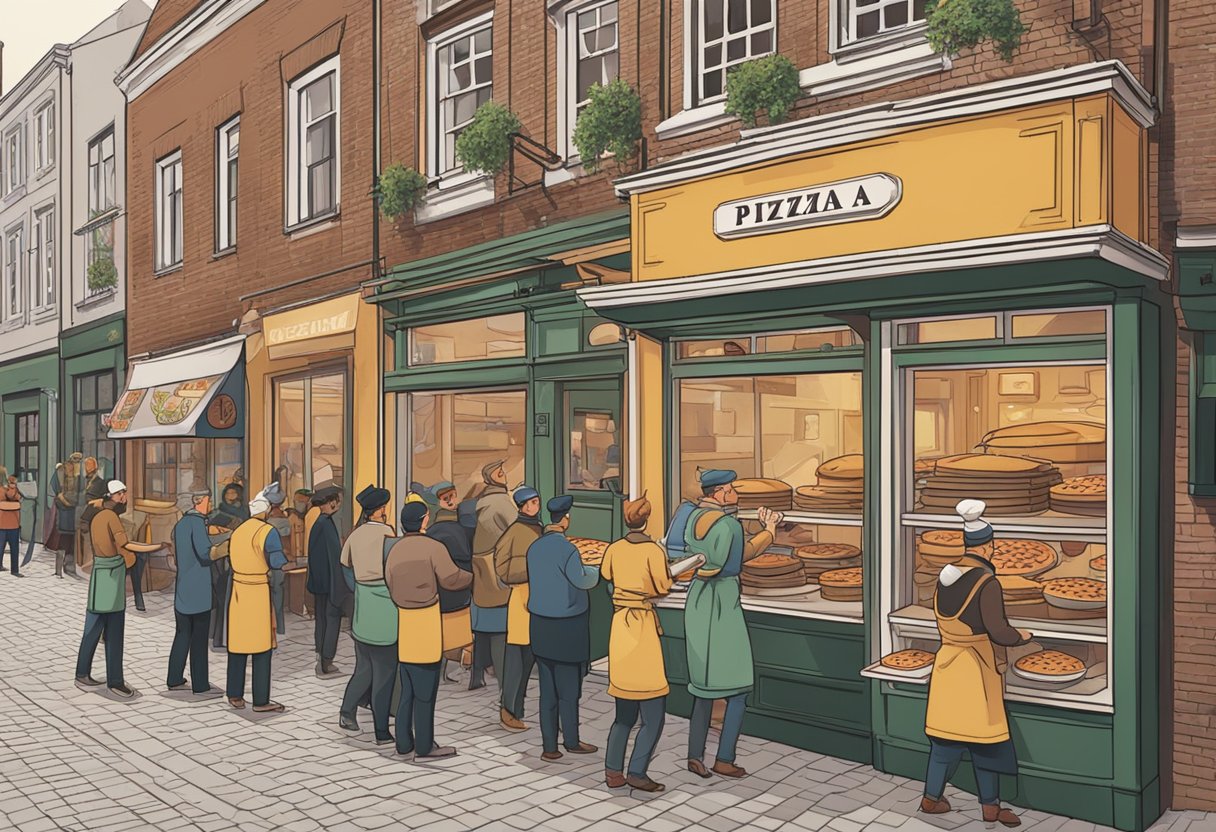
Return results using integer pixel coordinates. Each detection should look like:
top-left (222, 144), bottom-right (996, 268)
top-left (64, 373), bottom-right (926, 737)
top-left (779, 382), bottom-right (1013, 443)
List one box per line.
top-left (266, 310), bottom-right (353, 345)
top-left (713, 173), bottom-right (902, 240)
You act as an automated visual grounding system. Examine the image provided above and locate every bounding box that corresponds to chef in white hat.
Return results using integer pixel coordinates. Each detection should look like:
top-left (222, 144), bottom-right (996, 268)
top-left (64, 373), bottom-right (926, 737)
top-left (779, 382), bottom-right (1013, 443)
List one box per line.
top-left (920, 499), bottom-right (1032, 827)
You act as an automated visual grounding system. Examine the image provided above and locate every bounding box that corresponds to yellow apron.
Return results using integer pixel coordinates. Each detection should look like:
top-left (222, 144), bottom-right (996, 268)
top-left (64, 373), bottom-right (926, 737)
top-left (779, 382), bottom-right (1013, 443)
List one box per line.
top-left (227, 520), bottom-right (277, 655)
top-left (441, 607), bottom-right (473, 652)
top-left (398, 603), bottom-right (443, 664)
top-left (506, 583), bottom-right (530, 646)
top-left (925, 574), bottom-right (1010, 744)
top-left (607, 589), bottom-right (669, 700)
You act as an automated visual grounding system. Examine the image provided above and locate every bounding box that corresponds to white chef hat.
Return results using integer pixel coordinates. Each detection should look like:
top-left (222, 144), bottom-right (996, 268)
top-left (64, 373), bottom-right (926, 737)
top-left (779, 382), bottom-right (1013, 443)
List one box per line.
top-left (248, 488), bottom-right (271, 517)
top-left (106, 479), bottom-right (127, 496)
top-left (956, 499), bottom-right (993, 546)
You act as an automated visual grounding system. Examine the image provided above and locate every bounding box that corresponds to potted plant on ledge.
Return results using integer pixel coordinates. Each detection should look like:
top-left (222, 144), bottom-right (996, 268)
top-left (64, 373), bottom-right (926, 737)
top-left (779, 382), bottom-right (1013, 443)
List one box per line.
top-left (378, 164), bottom-right (429, 221)
top-left (455, 101), bottom-right (523, 177)
top-left (86, 258), bottom-right (118, 294)
top-left (724, 53), bottom-right (802, 130)
top-left (572, 78), bottom-right (643, 172)
top-left (926, 0), bottom-right (1027, 62)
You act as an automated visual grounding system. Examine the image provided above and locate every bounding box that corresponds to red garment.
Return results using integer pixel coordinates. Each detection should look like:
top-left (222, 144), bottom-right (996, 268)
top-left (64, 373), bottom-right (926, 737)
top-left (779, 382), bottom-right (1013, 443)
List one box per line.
top-left (0, 485), bottom-right (21, 531)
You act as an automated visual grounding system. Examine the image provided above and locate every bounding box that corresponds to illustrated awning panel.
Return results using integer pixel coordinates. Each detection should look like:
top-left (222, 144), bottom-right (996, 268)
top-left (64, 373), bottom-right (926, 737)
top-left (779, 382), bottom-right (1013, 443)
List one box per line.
top-left (107, 335), bottom-right (245, 439)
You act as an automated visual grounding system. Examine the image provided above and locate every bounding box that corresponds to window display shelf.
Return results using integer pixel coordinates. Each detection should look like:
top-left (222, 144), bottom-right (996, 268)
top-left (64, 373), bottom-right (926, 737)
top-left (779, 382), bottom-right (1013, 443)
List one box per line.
top-left (901, 512), bottom-right (1106, 540)
top-left (889, 604), bottom-right (1107, 644)
top-left (860, 662), bottom-right (1113, 714)
top-left (739, 509), bottom-right (864, 527)
top-left (657, 589), bottom-right (863, 624)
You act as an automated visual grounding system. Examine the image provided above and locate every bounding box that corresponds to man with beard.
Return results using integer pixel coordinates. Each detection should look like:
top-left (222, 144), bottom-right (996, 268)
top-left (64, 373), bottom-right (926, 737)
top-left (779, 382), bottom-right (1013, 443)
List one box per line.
top-left (307, 486), bottom-right (348, 677)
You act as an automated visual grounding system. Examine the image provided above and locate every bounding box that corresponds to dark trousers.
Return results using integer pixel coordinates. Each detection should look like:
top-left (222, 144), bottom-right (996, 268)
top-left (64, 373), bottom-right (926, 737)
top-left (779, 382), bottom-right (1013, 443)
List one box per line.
top-left (501, 644), bottom-right (535, 720)
top-left (167, 610), bottom-right (212, 692)
top-left (270, 569), bottom-right (286, 634)
top-left (924, 738), bottom-right (1013, 806)
top-left (342, 640), bottom-right (398, 739)
top-left (127, 552), bottom-right (147, 609)
top-left (396, 661), bottom-right (442, 756)
top-left (210, 561), bottom-right (229, 648)
top-left (688, 693), bottom-right (748, 765)
top-left (1, 528), bottom-right (19, 574)
top-left (76, 610), bottom-right (125, 686)
top-left (313, 594), bottom-right (344, 663)
top-left (606, 696), bottom-right (667, 777)
top-left (536, 657), bottom-right (584, 754)
top-left (470, 632), bottom-right (505, 690)
top-left (226, 650), bottom-right (272, 707)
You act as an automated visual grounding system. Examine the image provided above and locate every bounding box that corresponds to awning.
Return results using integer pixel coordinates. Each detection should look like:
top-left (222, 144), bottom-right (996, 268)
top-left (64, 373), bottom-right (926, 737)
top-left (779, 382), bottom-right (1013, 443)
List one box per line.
top-left (107, 335), bottom-right (245, 439)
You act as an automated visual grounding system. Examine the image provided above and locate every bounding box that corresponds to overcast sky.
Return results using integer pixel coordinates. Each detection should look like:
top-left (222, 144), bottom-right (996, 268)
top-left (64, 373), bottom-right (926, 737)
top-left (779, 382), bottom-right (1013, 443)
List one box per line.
top-left (1, 0), bottom-right (153, 92)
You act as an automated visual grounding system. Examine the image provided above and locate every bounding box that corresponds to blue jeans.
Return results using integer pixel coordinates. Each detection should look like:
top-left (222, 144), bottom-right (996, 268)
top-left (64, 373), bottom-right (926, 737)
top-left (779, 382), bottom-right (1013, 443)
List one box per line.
top-left (606, 696), bottom-right (666, 777)
top-left (1, 528), bottom-right (19, 574)
top-left (76, 610), bottom-right (125, 686)
top-left (688, 693), bottom-right (747, 765)
top-left (924, 739), bottom-right (1003, 806)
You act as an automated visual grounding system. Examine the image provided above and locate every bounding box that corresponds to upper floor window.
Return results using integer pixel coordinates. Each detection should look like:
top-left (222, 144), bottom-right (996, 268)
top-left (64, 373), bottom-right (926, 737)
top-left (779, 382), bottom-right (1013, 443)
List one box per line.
top-left (3, 127), bottom-right (23, 196)
top-left (694, 0), bottom-right (775, 105)
top-left (430, 17), bottom-right (493, 177)
top-left (216, 115), bottom-right (239, 251)
top-left (34, 103), bottom-right (54, 172)
top-left (837, 0), bottom-right (927, 49)
top-left (155, 150), bottom-right (183, 272)
top-left (32, 208), bottom-right (54, 309)
top-left (88, 128), bottom-right (116, 217)
top-left (562, 1), bottom-right (619, 159)
top-left (4, 227), bottom-right (22, 320)
top-left (286, 57), bottom-right (340, 227)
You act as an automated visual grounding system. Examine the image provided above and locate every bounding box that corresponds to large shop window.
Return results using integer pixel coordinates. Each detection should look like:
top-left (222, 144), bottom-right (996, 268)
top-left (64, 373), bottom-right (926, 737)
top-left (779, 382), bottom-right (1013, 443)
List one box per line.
top-left (875, 307), bottom-right (1113, 711)
top-left (273, 370), bottom-right (347, 497)
top-left (142, 438), bottom-right (242, 502)
top-left (694, 0), bottom-right (776, 104)
top-left (76, 372), bottom-right (117, 473)
top-left (406, 390), bottom-right (527, 500)
top-left (408, 313), bottom-right (525, 366)
top-left (676, 357), bottom-right (865, 621)
top-left (286, 57), bottom-right (340, 227)
top-left (15, 412), bottom-right (39, 483)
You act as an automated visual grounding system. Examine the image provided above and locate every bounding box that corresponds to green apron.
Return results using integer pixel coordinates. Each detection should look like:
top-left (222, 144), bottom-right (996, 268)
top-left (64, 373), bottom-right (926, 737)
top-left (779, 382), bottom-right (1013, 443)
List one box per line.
top-left (353, 581), bottom-right (397, 646)
top-left (683, 508), bottom-right (754, 699)
top-left (88, 555), bottom-right (127, 614)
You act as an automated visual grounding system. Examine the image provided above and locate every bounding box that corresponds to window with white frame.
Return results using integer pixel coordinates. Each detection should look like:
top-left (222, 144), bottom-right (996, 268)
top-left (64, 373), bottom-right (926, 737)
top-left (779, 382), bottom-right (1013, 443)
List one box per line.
top-left (34, 103), bottom-right (54, 171)
top-left (563, 1), bottom-right (619, 157)
top-left (837, 0), bottom-right (927, 48)
top-left (155, 151), bottom-right (183, 271)
top-left (88, 128), bottom-right (116, 217)
top-left (3, 127), bottom-right (23, 195)
top-left (32, 208), bottom-right (54, 309)
top-left (694, 0), bottom-right (775, 105)
top-left (431, 20), bottom-right (493, 176)
top-left (216, 115), bottom-right (239, 251)
top-left (286, 58), bottom-right (339, 227)
top-left (4, 228), bottom-right (22, 320)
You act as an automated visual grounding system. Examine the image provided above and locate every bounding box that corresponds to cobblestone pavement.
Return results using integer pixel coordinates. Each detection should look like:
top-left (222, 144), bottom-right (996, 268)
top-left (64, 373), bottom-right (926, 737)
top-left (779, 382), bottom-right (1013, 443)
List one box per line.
top-left (0, 547), bottom-right (1211, 832)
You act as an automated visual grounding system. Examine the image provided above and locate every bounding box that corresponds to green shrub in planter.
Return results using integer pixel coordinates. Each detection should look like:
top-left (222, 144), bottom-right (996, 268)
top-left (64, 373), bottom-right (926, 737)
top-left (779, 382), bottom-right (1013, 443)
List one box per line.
top-left (379, 164), bottom-right (428, 219)
top-left (455, 101), bottom-right (523, 177)
top-left (926, 0), bottom-right (1026, 62)
top-left (572, 79), bottom-right (642, 171)
top-left (724, 54), bottom-right (801, 129)
top-left (87, 258), bottom-right (118, 292)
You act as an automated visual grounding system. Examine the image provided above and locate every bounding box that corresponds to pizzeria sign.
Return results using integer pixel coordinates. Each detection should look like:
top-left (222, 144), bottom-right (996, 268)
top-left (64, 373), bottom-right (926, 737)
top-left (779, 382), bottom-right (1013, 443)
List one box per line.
top-left (712, 173), bottom-right (902, 240)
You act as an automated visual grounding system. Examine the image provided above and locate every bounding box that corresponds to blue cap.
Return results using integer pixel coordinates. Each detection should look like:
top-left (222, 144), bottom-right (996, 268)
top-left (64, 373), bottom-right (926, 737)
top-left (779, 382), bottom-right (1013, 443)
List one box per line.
top-left (547, 495), bottom-right (574, 522)
top-left (432, 480), bottom-right (456, 497)
top-left (513, 486), bottom-right (539, 506)
top-left (355, 484), bottom-right (391, 512)
top-left (400, 501), bottom-right (429, 529)
top-left (699, 469), bottom-right (737, 489)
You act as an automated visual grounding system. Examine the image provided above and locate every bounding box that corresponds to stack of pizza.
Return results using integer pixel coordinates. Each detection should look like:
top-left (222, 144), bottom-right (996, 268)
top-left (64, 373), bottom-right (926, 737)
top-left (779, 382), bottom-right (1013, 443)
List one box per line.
top-left (996, 575), bottom-right (1045, 606)
top-left (918, 453), bottom-right (1062, 515)
top-left (733, 478), bottom-right (793, 511)
top-left (569, 537), bottom-right (609, 567)
top-left (819, 566), bottom-right (863, 602)
top-left (1049, 474), bottom-right (1106, 517)
top-left (740, 553), bottom-right (806, 591)
top-left (794, 454), bottom-right (864, 513)
top-left (917, 529), bottom-right (965, 567)
top-left (979, 421), bottom-right (1106, 464)
top-left (793, 543), bottom-right (861, 584)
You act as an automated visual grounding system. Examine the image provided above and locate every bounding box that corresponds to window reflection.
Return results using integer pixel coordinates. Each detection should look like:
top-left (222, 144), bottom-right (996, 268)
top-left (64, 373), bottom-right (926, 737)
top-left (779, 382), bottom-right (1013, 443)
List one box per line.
top-left (410, 390), bottom-right (527, 499)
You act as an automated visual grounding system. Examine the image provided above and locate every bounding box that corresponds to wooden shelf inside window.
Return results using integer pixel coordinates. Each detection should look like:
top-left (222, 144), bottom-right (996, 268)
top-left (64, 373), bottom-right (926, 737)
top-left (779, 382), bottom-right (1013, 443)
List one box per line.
top-left (656, 590), bottom-right (863, 624)
top-left (889, 604), bottom-right (1108, 644)
top-left (901, 512), bottom-right (1106, 540)
top-left (738, 509), bottom-right (864, 528)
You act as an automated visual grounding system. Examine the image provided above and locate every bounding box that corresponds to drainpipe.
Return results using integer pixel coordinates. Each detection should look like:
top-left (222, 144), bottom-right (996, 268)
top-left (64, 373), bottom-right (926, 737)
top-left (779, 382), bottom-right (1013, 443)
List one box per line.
top-left (372, 0), bottom-right (386, 488)
top-left (1151, 0), bottom-right (1168, 109)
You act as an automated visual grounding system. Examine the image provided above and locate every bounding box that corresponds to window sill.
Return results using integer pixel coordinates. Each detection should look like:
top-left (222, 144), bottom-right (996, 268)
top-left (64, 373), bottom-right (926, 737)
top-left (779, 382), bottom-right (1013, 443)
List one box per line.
top-left (2, 185), bottom-right (27, 205)
top-left (154, 264), bottom-right (183, 278)
top-left (32, 306), bottom-right (57, 325)
top-left (654, 101), bottom-right (732, 141)
top-left (34, 164), bottom-right (55, 182)
top-left (799, 40), bottom-right (949, 102)
top-left (75, 207), bottom-right (122, 237)
top-left (2, 317), bottom-right (25, 332)
top-left (285, 212), bottom-right (340, 239)
top-left (414, 175), bottom-right (495, 225)
top-left (76, 288), bottom-right (115, 310)
top-left (212, 246), bottom-right (237, 261)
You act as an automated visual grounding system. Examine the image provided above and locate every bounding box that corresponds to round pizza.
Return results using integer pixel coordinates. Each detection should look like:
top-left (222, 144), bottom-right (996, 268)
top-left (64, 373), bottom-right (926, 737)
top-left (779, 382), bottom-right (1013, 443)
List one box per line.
top-left (1050, 475), bottom-right (1107, 501)
top-left (1089, 553), bottom-right (1106, 572)
top-left (794, 543), bottom-right (861, 561)
top-left (817, 454), bottom-right (864, 480)
top-left (1014, 650), bottom-right (1087, 677)
top-left (819, 566), bottom-right (863, 587)
top-left (744, 553), bottom-right (803, 574)
top-left (1042, 577), bottom-right (1106, 603)
top-left (990, 539), bottom-right (1057, 576)
top-left (881, 649), bottom-right (935, 671)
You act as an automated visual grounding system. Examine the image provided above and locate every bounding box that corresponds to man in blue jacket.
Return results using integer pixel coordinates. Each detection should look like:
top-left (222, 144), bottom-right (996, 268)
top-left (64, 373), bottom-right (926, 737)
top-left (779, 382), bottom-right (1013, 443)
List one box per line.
top-left (526, 495), bottom-right (600, 761)
top-left (167, 490), bottom-right (220, 695)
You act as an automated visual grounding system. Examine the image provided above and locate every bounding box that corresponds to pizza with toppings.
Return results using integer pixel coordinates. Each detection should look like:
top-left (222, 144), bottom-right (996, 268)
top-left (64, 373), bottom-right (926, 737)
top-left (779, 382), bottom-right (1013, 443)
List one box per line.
top-left (794, 543), bottom-right (861, 561)
top-left (1014, 650), bottom-right (1087, 677)
top-left (881, 649), bottom-right (935, 671)
top-left (1042, 577), bottom-right (1106, 603)
top-left (990, 539), bottom-right (1057, 576)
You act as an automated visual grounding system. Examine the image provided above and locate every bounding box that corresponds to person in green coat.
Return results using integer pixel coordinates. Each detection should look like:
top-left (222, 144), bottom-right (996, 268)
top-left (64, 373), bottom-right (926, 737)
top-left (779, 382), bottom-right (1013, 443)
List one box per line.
top-left (682, 469), bottom-right (782, 779)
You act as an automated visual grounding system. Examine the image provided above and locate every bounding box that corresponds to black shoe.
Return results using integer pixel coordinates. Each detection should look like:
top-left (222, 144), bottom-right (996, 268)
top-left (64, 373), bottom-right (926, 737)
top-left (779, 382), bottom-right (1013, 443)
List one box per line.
top-left (109, 683), bottom-right (135, 699)
top-left (168, 681), bottom-right (190, 691)
top-left (75, 675), bottom-right (103, 688)
top-left (375, 734), bottom-right (395, 746)
top-left (136, 605), bottom-right (147, 612)
top-left (12, 572), bottom-right (23, 578)
top-left (339, 713), bottom-right (359, 732)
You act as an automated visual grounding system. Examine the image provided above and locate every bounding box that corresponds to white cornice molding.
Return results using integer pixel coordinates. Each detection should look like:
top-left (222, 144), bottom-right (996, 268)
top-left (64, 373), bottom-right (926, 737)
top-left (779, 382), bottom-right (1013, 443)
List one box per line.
top-left (615, 61), bottom-right (1156, 198)
top-left (578, 226), bottom-right (1168, 312)
top-left (0, 46), bottom-right (70, 122)
top-left (1176, 226), bottom-right (1216, 250)
top-left (116, 0), bottom-right (267, 101)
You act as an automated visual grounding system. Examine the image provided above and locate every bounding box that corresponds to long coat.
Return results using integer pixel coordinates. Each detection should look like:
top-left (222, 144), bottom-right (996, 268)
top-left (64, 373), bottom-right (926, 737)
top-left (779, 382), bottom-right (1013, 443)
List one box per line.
top-left (306, 512), bottom-right (349, 610)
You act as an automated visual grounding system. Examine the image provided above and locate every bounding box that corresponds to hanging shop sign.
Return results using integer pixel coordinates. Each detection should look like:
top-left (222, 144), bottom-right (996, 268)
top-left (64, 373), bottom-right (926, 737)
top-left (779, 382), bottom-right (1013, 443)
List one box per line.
top-left (712, 173), bottom-right (902, 240)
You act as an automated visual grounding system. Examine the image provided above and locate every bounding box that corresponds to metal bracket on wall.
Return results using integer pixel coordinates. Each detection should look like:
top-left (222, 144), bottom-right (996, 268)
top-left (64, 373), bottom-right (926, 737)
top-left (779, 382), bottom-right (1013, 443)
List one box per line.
top-left (508, 133), bottom-right (563, 196)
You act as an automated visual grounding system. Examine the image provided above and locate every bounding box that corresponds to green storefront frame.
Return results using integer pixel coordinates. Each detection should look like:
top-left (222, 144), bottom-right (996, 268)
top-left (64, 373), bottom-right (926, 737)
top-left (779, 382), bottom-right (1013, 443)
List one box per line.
top-left (596, 265), bottom-right (1166, 832)
top-left (0, 350), bottom-right (59, 541)
top-left (60, 313), bottom-right (126, 480)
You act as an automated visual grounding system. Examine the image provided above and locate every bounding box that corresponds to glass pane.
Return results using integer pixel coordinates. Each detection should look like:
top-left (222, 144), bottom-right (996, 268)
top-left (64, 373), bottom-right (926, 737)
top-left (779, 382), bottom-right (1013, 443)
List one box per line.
top-left (604, 51), bottom-right (619, 83)
top-left (727, 0), bottom-right (748, 33)
top-left (857, 10), bottom-right (880, 37)
top-left (411, 390), bottom-right (527, 500)
top-left (750, 30), bottom-right (772, 54)
top-left (410, 313), bottom-right (526, 365)
top-left (578, 59), bottom-right (600, 101)
top-left (759, 373), bottom-right (864, 492)
top-left (568, 407), bottom-right (621, 491)
top-left (275, 378), bottom-right (307, 497)
top-left (306, 121), bottom-right (332, 163)
top-left (214, 438), bottom-right (243, 497)
top-left (1011, 311), bottom-right (1106, 339)
top-left (751, 0), bottom-right (772, 25)
top-left (913, 0), bottom-right (927, 19)
top-left (310, 160), bottom-right (333, 214)
top-left (451, 63), bottom-right (472, 91)
top-left (679, 377), bottom-right (756, 498)
top-left (703, 0), bottom-right (724, 40)
top-left (311, 374), bottom-right (346, 488)
top-left (758, 328), bottom-right (860, 353)
top-left (474, 27), bottom-right (492, 53)
top-left (474, 56), bottom-right (492, 83)
top-left (98, 374), bottom-right (115, 409)
top-left (898, 316), bottom-right (999, 345)
top-left (702, 70), bottom-right (723, 100)
top-left (453, 90), bottom-right (480, 125)
top-left (80, 378), bottom-right (96, 411)
top-left (452, 36), bottom-right (470, 63)
top-left (704, 43), bottom-right (722, 69)
top-left (678, 337), bottom-right (751, 358)
top-left (884, 2), bottom-right (908, 28)
top-left (726, 36), bottom-right (747, 61)
top-left (305, 74), bottom-right (333, 120)
top-left (602, 2), bottom-right (618, 23)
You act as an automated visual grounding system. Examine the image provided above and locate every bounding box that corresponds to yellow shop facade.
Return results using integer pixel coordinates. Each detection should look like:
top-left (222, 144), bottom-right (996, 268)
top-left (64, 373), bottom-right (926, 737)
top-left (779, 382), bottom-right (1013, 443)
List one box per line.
top-left (580, 61), bottom-right (1167, 831)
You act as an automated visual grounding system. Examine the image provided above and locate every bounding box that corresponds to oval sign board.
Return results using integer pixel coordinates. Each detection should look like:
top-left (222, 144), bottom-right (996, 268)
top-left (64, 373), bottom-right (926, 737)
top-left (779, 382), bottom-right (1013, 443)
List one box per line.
top-left (713, 173), bottom-right (902, 240)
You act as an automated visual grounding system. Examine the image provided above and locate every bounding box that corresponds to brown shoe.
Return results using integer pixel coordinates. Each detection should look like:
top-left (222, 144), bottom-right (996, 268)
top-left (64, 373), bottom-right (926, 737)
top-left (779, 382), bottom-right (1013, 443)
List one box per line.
top-left (711, 760), bottom-right (747, 778)
top-left (252, 701), bottom-right (285, 713)
top-left (626, 775), bottom-right (666, 793)
top-left (541, 750), bottom-right (563, 761)
top-left (565, 742), bottom-right (598, 754)
top-left (982, 805), bottom-right (1021, 827)
top-left (920, 796), bottom-right (951, 814)
top-left (687, 759), bottom-right (712, 778)
top-left (605, 770), bottom-right (627, 789)
top-left (500, 708), bottom-right (528, 732)
top-left (228, 697), bottom-right (246, 710)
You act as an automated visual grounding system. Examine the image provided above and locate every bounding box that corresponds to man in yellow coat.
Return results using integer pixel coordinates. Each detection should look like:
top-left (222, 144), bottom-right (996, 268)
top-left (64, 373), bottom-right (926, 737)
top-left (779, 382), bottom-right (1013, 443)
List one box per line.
top-left (226, 489), bottom-right (288, 712)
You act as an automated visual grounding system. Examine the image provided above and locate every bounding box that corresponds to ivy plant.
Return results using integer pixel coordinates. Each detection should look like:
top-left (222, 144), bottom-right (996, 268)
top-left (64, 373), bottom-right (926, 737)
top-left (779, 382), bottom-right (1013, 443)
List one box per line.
top-left (926, 0), bottom-right (1027, 62)
top-left (455, 101), bottom-right (523, 177)
top-left (87, 258), bottom-right (118, 292)
top-left (378, 164), bottom-right (428, 219)
top-left (572, 79), bottom-right (643, 171)
top-left (724, 53), bottom-right (801, 129)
